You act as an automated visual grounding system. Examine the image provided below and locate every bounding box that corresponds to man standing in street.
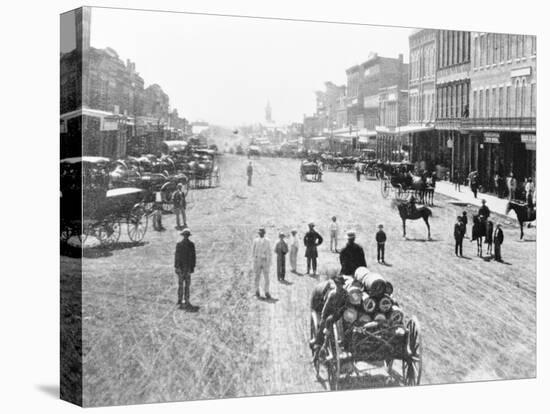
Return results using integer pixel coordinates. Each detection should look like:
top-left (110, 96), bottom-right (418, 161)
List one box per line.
top-left (252, 227), bottom-right (272, 299)
top-left (172, 183), bottom-right (187, 230)
top-left (246, 161), bottom-right (253, 186)
top-left (454, 216), bottom-right (466, 257)
top-left (339, 231), bottom-right (367, 275)
top-left (375, 224), bottom-right (387, 264)
top-left (289, 229), bottom-right (299, 273)
top-left (329, 216), bottom-right (339, 253)
top-left (274, 232), bottom-right (289, 281)
top-left (304, 222), bottom-right (323, 276)
top-left (507, 172), bottom-right (517, 200)
top-left (469, 170), bottom-right (479, 199)
top-left (493, 224), bottom-right (504, 262)
top-left (174, 228), bottom-right (198, 312)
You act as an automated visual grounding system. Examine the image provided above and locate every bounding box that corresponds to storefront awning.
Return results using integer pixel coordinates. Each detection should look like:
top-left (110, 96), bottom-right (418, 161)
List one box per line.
top-left (376, 124), bottom-right (434, 135)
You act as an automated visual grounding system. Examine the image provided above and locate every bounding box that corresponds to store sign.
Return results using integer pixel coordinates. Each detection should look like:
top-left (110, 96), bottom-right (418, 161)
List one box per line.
top-left (102, 117), bottom-right (119, 131)
top-left (511, 67), bottom-right (532, 78)
top-left (521, 134), bottom-right (536, 144)
top-left (525, 142), bottom-right (536, 151)
top-left (483, 132), bottom-right (500, 144)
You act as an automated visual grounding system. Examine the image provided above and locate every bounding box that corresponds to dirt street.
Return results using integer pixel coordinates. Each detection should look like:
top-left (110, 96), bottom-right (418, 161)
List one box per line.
top-left (64, 154), bottom-right (536, 406)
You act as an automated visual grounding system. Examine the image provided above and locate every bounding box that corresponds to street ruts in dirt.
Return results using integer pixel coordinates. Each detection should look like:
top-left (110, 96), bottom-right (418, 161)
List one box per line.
top-left (61, 153), bottom-right (535, 406)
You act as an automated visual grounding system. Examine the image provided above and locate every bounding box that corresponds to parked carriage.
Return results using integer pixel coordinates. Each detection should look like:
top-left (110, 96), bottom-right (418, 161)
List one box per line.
top-left (247, 145), bottom-right (261, 159)
top-left (300, 161), bottom-right (322, 182)
top-left (60, 157), bottom-right (148, 247)
top-left (380, 161), bottom-right (416, 200)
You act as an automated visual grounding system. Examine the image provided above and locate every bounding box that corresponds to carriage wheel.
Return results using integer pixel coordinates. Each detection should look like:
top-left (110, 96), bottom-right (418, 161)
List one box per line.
top-left (97, 220), bottom-right (121, 246)
top-left (381, 178), bottom-right (390, 199)
top-left (402, 316), bottom-right (422, 386)
top-left (60, 225), bottom-right (72, 243)
top-left (327, 323), bottom-right (341, 391)
top-left (127, 207), bottom-right (148, 242)
top-left (310, 313), bottom-right (321, 375)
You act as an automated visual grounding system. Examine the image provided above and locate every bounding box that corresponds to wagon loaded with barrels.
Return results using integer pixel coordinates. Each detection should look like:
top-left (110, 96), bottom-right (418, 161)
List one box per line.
top-left (60, 157), bottom-right (149, 247)
top-left (310, 267), bottom-right (421, 390)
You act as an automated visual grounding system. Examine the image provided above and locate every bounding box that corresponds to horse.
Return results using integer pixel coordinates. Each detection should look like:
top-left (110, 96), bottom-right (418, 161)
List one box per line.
top-left (391, 199), bottom-right (432, 240)
top-left (505, 201), bottom-right (536, 240)
top-left (471, 215), bottom-right (486, 257)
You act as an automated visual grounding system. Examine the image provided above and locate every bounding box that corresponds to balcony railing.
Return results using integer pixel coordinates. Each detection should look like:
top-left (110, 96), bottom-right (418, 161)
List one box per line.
top-left (461, 117), bottom-right (536, 131)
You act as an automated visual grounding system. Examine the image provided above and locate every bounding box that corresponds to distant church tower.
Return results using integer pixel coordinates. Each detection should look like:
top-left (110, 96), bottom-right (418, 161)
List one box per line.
top-left (265, 101), bottom-right (272, 123)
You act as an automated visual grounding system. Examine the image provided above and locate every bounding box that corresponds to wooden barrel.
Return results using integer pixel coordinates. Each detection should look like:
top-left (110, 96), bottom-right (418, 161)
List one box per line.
top-left (346, 286), bottom-right (362, 305)
top-left (362, 292), bottom-right (377, 313)
top-left (385, 281), bottom-right (394, 296)
top-left (389, 306), bottom-right (404, 325)
top-left (362, 273), bottom-right (386, 298)
top-left (379, 294), bottom-right (394, 313)
top-left (354, 266), bottom-right (369, 282)
top-left (343, 307), bottom-right (358, 323)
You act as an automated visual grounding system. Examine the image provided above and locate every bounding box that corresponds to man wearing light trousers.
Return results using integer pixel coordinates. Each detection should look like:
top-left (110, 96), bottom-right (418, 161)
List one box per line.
top-left (252, 227), bottom-right (272, 299)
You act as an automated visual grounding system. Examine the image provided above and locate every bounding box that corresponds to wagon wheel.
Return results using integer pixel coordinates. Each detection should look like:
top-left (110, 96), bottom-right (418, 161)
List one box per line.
top-left (310, 312), bottom-right (321, 375)
top-left (402, 316), bottom-right (422, 386)
top-left (381, 177), bottom-right (390, 199)
top-left (327, 323), bottom-right (341, 391)
top-left (127, 206), bottom-right (148, 242)
top-left (60, 224), bottom-right (72, 243)
top-left (97, 219), bottom-right (121, 246)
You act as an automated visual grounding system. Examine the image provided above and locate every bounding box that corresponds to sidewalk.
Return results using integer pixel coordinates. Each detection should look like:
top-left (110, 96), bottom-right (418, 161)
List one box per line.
top-left (435, 181), bottom-right (513, 219)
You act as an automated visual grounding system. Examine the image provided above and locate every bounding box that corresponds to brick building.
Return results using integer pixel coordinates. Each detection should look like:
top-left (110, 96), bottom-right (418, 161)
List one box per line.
top-left (462, 32), bottom-right (536, 191)
top-left (376, 86), bottom-right (409, 161)
top-left (434, 30), bottom-right (472, 180)
top-left (407, 29), bottom-right (441, 171)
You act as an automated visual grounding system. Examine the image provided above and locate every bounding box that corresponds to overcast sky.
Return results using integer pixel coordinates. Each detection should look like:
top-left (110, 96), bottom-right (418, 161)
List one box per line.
top-left (90, 7), bottom-right (412, 127)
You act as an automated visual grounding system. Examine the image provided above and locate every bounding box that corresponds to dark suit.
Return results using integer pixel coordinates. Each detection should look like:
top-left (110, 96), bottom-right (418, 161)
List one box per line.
top-left (339, 242), bottom-right (367, 275)
top-left (494, 228), bottom-right (504, 261)
top-left (304, 230), bottom-right (323, 274)
top-left (454, 221), bottom-right (465, 256)
top-left (375, 230), bottom-right (386, 262)
top-left (174, 239), bottom-right (196, 304)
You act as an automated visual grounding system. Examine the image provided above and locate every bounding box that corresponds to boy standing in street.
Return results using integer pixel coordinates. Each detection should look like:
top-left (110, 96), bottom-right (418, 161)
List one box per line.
top-left (375, 224), bottom-right (387, 264)
top-left (246, 161), bottom-right (253, 186)
top-left (289, 229), bottom-right (299, 273)
top-left (494, 224), bottom-right (504, 262)
top-left (172, 183), bottom-right (187, 230)
top-left (329, 216), bottom-right (339, 253)
top-left (274, 232), bottom-right (289, 281)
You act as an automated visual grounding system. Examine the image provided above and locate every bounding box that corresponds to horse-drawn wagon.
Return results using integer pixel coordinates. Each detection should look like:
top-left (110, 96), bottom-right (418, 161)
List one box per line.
top-left (380, 162), bottom-right (434, 205)
top-left (300, 161), bottom-right (322, 182)
top-left (60, 157), bottom-right (149, 247)
top-left (310, 269), bottom-right (422, 390)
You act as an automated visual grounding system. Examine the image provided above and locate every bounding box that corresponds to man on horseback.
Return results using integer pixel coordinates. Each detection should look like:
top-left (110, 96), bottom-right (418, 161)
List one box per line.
top-left (478, 199), bottom-right (491, 221)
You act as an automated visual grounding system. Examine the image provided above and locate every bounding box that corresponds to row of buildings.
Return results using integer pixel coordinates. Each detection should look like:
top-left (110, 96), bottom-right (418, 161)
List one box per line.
top-left (304, 29), bottom-right (536, 190)
top-left (60, 8), bottom-right (198, 160)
